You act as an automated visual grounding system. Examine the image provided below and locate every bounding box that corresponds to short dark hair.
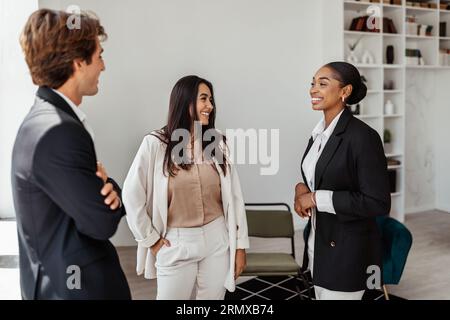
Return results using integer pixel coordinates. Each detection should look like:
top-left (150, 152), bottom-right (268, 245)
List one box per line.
top-left (20, 9), bottom-right (107, 89)
top-left (325, 61), bottom-right (367, 105)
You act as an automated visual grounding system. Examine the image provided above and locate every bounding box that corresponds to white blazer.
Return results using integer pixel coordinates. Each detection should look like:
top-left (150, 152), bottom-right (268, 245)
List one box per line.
top-left (122, 133), bottom-right (250, 292)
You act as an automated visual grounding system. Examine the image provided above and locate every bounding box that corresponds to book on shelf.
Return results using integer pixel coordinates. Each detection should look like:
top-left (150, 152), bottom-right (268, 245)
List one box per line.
top-left (349, 16), bottom-right (381, 33)
top-left (348, 16), bottom-right (398, 34)
top-left (406, 48), bottom-right (425, 65)
top-left (349, 16), bottom-right (397, 33)
top-left (383, 17), bottom-right (398, 34)
top-left (383, 0), bottom-right (402, 5)
top-left (440, 22), bottom-right (447, 38)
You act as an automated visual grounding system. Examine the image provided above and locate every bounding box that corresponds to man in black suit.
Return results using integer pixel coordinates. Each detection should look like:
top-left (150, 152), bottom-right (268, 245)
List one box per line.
top-left (11, 9), bottom-right (131, 299)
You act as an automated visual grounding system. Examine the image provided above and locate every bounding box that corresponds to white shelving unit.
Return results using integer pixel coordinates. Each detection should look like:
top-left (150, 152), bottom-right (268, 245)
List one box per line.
top-left (341, 0), bottom-right (450, 222)
top-left (342, 0), bottom-right (450, 222)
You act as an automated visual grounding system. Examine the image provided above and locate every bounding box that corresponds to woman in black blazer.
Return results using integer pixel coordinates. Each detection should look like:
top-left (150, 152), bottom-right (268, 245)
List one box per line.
top-left (294, 62), bottom-right (391, 300)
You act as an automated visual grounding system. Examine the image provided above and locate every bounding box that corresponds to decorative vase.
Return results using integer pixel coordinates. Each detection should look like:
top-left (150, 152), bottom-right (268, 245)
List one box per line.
top-left (347, 50), bottom-right (359, 64)
top-left (349, 103), bottom-right (361, 115)
top-left (384, 100), bottom-right (395, 115)
top-left (362, 50), bottom-right (375, 64)
top-left (386, 45), bottom-right (395, 64)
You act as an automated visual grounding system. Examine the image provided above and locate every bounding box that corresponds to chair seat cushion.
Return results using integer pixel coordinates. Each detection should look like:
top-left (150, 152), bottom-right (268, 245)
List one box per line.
top-left (243, 253), bottom-right (300, 275)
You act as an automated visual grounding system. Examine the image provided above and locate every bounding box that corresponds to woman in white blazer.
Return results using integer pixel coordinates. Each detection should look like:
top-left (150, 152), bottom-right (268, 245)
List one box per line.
top-left (122, 75), bottom-right (249, 300)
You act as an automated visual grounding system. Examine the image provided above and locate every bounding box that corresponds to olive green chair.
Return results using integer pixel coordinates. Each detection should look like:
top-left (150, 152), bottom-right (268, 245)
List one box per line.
top-left (242, 203), bottom-right (310, 299)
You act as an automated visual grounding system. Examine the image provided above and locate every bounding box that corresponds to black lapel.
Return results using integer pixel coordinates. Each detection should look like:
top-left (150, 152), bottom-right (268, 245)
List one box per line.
top-left (314, 108), bottom-right (353, 189)
top-left (36, 86), bottom-right (83, 126)
top-left (300, 137), bottom-right (314, 186)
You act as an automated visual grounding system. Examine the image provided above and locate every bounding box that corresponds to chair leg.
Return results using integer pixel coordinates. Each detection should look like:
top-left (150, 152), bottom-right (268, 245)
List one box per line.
top-left (382, 285), bottom-right (390, 300)
top-left (297, 269), bottom-right (312, 300)
top-left (294, 280), bottom-right (304, 301)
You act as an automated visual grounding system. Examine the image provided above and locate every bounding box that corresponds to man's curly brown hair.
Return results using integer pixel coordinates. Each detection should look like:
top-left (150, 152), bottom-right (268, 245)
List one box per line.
top-left (20, 9), bottom-right (107, 89)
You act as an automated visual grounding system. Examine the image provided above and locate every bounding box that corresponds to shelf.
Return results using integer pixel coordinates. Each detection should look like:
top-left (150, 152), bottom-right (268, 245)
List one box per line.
top-left (391, 192), bottom-right (402, 197)
top-left (384, 90), bottom-right (403, 93)
top-left (383, 64), bottom-right (403, 69)
top-left (384, 114), bottom-right (404, 118)
top-left (344, 30), bottom-right (381, 36)
top-left (383, 3), bottom-right (403, 9)
top-left (355, 64), bottom-right (382, 68)
top-left (344, 1), bottom-right (380, 11)
top-left (406, 6), bottom-right (438, 13)
top-left (406, 65), bottom-right (440, 69)
top-left (383, 33), bottom-right (403, 37)
top-left (385, 153), bottom-right (403, 158)
top-left (367, 90), bottom-right (382, 94)
top-left (440, 37), bottom-right (450, 40)
top-left (388, 165), bottom-right (403, 170)
top-left (355, 114), bottom-right (382, 119)
top-left (406, 35), bottom-right (438, 40)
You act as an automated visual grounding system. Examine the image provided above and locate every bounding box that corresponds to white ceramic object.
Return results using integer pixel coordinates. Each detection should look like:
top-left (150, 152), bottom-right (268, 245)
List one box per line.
top-left (362, 50), bottom-right (375, 65)
top-left (385, 100), bottom-right (395, 115)
top-left (347, 50), bottom-right (358, 64)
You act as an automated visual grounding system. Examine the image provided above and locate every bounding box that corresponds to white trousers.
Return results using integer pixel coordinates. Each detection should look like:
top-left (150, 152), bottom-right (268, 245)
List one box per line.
top-left (155, 216), bottom-right (230, 300)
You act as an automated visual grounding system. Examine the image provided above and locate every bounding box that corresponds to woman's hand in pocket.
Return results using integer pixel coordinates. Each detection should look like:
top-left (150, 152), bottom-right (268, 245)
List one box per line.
top-left (150, 238), bottom-right (171, 256)
top-left (234, 249), bottom-right (247, 279)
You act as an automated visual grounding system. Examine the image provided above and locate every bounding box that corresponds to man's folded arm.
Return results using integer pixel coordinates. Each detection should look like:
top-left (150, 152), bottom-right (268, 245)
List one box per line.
top-left (33, 123), bottom-right (125, 240)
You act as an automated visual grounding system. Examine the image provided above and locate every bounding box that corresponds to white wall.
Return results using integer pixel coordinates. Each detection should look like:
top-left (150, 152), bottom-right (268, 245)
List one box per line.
top-left (0, 0), bottom-right (38, 218)
top-left (435, 71), bottom-right (450, 213)
top-left (38, 0), bottom-right (326, 245)
top-left (404, 70), bottom-right (437, 214)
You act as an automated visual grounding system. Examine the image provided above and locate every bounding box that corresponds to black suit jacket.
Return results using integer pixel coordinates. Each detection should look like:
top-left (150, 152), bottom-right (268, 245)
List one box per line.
top-left (11, 87), bottom-right (131, 299)
top-left (301, 107), bottom-right (391, 292)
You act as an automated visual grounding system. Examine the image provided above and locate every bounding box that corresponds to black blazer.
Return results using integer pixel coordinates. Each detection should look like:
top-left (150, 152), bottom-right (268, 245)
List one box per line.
top-left (11, 87), bottom-right (131, 300)
top-left (301, 107), bottom-right (391, 292)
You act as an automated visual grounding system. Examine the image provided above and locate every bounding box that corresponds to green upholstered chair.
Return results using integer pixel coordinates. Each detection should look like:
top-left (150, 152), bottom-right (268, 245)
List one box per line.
top-left (376, 216), bottom-right (413, 300)
top-left (242, 203), bottom-right (309, 299)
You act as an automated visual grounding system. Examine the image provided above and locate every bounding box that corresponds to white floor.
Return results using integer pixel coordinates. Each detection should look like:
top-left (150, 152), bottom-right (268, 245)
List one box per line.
top-left (0, 221), bottom-right (20, 300)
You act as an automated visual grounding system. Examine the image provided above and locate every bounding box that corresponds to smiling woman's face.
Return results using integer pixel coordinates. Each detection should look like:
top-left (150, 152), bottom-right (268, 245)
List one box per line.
top-left (195, 83), bottom-right (214, 125)
top-left (310, 66), bottom-right (351, 111)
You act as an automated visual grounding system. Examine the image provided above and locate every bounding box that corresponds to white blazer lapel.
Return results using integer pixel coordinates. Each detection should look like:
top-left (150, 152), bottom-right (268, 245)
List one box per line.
top-left (213, 158), bottom-right (230, 221)
top-left (154, 144), bottom-right (168, 235)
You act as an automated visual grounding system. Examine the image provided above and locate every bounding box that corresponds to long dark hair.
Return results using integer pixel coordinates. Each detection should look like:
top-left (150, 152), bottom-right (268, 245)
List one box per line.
top-left (153, 75), bottom-right (228, 177)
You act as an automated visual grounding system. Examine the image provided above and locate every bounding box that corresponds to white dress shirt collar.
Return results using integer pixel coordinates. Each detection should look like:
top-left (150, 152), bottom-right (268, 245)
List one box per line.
top-left (311, 108), bottom-right (345, 141)
top-left (51, 89), bottom-right (87, 123)
top-left (51, 89), bottom-right (95, 141)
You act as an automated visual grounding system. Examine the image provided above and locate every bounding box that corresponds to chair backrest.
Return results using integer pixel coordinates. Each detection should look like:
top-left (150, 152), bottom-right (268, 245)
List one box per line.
top-left (245, 203), bottom-right (294, 238)
top-left (376, 216), bottom-right (413, 285)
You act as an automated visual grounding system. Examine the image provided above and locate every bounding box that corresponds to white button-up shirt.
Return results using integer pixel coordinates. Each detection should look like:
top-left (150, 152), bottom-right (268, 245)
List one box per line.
top-left (302, 109), bottom-right (344, 275)
top-left (52, 89), bottom-right (95, 141)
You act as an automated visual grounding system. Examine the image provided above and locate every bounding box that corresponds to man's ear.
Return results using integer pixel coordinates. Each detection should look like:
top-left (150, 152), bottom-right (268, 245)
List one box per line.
top-left (72, 58), bottom-right (85, 72)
